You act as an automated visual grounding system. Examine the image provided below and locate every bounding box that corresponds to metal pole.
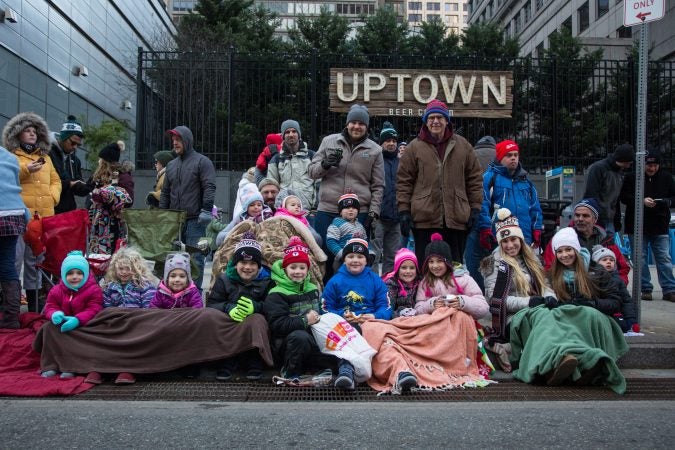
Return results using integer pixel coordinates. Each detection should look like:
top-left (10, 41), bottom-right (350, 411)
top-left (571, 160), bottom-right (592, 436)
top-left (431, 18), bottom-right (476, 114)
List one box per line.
top-left (632, 22), bottom-right (649, 324)
top-left (135, 47), bottom-right (144, 163)
top-left (227, 46), bottom-right (235, 170)
top-left (310, 48), bottom-right (317, 150)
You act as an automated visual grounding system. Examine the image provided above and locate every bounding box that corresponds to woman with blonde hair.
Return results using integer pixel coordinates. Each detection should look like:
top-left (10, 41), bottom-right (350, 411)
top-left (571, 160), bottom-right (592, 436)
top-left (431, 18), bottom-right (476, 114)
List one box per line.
top-left (88, 141), bottom-right (134, 255)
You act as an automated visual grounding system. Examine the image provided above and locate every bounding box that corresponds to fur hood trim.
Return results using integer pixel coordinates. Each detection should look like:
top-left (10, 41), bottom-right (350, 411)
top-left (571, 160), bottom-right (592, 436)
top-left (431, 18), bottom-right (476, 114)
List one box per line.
top-left (2, 112), bottom-right (51, 155)
top-left (119, 160), bottom-right (135, 173)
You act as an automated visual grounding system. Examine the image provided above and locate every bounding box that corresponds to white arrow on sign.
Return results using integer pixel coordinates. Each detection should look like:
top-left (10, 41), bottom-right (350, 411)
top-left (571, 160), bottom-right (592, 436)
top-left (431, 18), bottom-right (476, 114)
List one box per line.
top-left (624, 0), bottom-right (666, 27)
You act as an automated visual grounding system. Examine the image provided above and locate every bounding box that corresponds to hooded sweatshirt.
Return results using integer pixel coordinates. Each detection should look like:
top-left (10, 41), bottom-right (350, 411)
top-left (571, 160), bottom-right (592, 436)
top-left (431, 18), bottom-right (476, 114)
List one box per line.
top-left (320, 265), bottom-right (392, 319)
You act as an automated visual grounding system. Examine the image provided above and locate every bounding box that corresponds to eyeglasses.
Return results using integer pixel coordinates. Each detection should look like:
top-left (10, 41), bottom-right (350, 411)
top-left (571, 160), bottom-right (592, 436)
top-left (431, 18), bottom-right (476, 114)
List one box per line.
top-left (427, 116), bottom-right (446, 123)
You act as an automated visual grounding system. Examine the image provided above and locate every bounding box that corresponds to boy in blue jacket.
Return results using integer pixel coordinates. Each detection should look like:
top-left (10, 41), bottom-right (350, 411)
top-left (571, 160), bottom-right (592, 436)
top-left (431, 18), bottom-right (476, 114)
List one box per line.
top-left (321, 238), bottom-right (392, 390)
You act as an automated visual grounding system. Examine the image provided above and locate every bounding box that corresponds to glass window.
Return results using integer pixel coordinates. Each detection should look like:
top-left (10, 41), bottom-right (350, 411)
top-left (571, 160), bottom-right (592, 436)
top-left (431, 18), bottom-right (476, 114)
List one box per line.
top-left (617, 26), bottom-right (632, 38)
top-left (578, 2), bottom-right (589, 32)
top-left (448, 15), bottom-right (458, 24)
top-left (523, 1), bottom-right (531, 22)
top-left (536, 42), bottom-right (545, 58)
top-left (408, 13), bottom-right (422, 21)
top-left (597, 0), bottom-right (609, 18)
top-left (409, 2), bottom-right (422, 10)
top-left (427, 3), bottom-right (441, 11)
top-left (463, 3), bottom-right (469, 11)
top-left (535, 0), bottom-right (543, 12)
top-left (463, 14), bottom-right (468, 23)
top-left (562, 16), bottom-right (572, 33)
top-left (427, 13), bottom-right (441, 19)
top-left (514, 12), bottom-right (521, 34)
top-left (450, 3), bottom-right (459, 11)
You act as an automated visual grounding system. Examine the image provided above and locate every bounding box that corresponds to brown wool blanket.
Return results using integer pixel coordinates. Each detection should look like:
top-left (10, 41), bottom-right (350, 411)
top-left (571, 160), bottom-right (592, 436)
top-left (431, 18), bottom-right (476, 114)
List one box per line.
top-left (33, 308), bottom-right (273, 373)
top-left (362, 308), bottom-right (490, 393)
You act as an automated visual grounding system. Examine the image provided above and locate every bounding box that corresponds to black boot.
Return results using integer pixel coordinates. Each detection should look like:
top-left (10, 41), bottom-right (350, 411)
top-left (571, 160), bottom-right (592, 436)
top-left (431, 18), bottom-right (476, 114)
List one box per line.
top-left (25, 289), bottom-right (44, 313)
top-left (0, 280), bottom-right (21, 329)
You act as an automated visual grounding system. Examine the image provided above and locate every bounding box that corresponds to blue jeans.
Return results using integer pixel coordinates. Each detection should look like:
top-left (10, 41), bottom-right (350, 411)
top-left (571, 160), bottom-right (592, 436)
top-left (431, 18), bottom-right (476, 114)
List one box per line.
top-left (463, 224), bottom-right (490, 293)
top-left (183, 218), bottom-right (206, 290)
top-left (0, 235), bottom-right (19, 282)
top-left (629, 234), bottom-right (675, 294)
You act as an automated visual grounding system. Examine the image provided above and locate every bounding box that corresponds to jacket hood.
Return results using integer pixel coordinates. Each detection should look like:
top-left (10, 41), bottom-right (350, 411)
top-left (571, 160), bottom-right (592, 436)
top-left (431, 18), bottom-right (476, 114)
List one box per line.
top-left (269, 260), bottom-right (316, 295)
top-left (492, 162), bottom-right (527, 179)
top-left (3, 112), bottom-right (51, 155)
top-left (118, 160), bottom-right (135, 173)
top-left (170, 126), bottom-right (194, 157)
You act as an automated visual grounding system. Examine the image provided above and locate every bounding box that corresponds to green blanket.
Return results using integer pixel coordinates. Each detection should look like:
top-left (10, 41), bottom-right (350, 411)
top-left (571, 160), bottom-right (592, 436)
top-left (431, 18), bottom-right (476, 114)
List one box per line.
top-left (509, 304), bottom-right (629, 394)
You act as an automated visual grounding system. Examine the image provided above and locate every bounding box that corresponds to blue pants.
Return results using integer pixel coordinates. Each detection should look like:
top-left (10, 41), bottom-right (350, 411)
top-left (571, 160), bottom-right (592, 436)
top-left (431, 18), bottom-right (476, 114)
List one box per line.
top-left (463, 224), bottom-right (490, 293)
top-left (182, 218), bottom-right (206, 290)
top-left (0, 235), bottom-right (19, 282)
top-left (630, 234), bottom-right (675, 294)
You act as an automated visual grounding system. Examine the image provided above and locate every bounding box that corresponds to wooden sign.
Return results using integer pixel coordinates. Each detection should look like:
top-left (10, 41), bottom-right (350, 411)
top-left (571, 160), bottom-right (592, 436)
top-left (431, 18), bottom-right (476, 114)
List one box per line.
top-left (329, 68), bottom-right (514, 118)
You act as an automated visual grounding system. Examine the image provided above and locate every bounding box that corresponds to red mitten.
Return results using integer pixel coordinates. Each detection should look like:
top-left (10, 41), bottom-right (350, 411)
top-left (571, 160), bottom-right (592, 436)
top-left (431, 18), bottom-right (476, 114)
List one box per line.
top-left (479, 229), bottom-right (495, 251)
top-left (532, 230), bottom-right (542, 248)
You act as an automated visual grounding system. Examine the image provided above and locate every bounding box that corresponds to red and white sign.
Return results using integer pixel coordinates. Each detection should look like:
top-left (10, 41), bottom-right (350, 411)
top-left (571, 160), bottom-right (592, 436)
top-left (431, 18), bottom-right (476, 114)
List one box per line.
top-left (624, 0), bottom-right (666, 27)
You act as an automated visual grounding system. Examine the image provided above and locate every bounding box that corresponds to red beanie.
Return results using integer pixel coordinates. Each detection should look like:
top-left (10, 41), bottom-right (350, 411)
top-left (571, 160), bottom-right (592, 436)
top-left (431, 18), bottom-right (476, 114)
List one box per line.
top-left (495, 139), bottom-right (519, 162)
top-left (283, 236), bottom-right (310, 268)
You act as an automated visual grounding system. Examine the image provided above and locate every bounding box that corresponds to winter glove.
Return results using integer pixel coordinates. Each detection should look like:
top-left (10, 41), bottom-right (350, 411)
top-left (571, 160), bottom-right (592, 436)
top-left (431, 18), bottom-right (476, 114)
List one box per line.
top-left (60, 316), bottom-right (80, 333)
top-left (479, 229), bottom-right (496, 251)
top-left (399, 211), bottom-right (412, 236)
top-left (51, 311), bottom-right (65, 325)
top-left (528, 296), bottom-right (545, 307)
top-left (146, 193), bottom-right (159, 207)
top-left (364, 211), bottom-right (378, 230)
top-left (228, 307), bottom-right (245, 322)
top-left (544, 296), bottom-right (559, 309)
top-left (466, 208), bottom-right (480, 230)
top-left (398, 307), bottom-right (417, 317)
top-left (237, 296), bottom-right (255, 316)
top-left (572, 297), bottom-right (597, 308)
top-left (321, 152), bottom-right (342, 170)
top-left (198, 209), bottom-right (213, 225)
top-left (532, 230), bottom-right (542, 249)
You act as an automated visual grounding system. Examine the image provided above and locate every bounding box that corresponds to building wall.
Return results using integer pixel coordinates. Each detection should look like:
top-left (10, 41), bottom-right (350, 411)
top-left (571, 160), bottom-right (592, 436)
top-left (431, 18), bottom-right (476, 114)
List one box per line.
top-left (0, 0), bottom-right (175, 167)
top-left (406, 0), bottom-right (470, 35)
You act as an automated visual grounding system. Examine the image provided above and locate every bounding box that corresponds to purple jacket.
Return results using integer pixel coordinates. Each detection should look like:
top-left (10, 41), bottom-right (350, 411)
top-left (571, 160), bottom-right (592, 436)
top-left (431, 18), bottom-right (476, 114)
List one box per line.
top-left (150, 281), bottom-right (203, 309)
top-left (103, 281), bottom-right (156, 308)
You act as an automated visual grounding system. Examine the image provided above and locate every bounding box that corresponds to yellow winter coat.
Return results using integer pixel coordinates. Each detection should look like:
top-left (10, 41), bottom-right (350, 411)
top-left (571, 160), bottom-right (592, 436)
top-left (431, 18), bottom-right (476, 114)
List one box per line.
top-left (14, 148), bottom-right (61, 218)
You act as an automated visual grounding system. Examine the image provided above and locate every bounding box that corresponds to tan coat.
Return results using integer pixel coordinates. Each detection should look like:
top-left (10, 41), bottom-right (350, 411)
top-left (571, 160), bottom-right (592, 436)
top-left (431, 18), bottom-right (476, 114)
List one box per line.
top-left (397, 132), bottom-right (483, 230)
top-left (14, 148), bottom-right (61, 218)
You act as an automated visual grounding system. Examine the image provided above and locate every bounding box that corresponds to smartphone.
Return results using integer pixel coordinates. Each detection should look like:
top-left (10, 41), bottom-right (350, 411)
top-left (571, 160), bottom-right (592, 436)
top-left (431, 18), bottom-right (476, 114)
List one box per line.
top-left (37, 157), bottom-right (45, 164)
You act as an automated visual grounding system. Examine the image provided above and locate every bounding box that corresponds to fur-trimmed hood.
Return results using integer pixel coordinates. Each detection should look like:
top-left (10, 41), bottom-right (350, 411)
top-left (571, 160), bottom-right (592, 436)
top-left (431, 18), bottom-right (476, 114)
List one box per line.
top-left (118, 159), bottom-right (135, 173)
top-left (2, 112), bottom-right (51, 155)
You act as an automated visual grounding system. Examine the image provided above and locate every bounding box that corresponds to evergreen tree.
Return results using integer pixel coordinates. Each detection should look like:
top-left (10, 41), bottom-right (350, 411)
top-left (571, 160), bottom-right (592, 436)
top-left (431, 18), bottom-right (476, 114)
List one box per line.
top-left (288, 7), bottom-right (352, 54)
top-left (408, 18), bottom-right (460, 60)
top-left (460, 23), bottom-right (519, 60)
top-left (355, 7), bottom-right (409, 57)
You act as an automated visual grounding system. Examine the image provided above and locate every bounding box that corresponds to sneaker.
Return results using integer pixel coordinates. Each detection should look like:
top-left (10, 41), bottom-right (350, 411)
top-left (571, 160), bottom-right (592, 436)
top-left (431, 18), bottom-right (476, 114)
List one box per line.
top-left (663, 292), bottom-right (675, 302)
top-left (215, 368), bottom-right (233, 381)
top-left (334, 362), bottom-right (355, 391)
top-left (41, 370), bottom-right (57, 378)
top-left (546, 354), bottom-right (578, 386)
top-left (396, 371), bottom-right (417, 392)
top-left (246, 368), bottom-right (263, 381)
top-left (84, 371), bottom-right (103, 384)
top-left (60, 372), bottom-right (75, 379)
top-left (575, 360), bottom-right (603, 386)
top-left (641, 292), bottom-right (653, 301)
top-left (114, 372), bottom-right (136, 385)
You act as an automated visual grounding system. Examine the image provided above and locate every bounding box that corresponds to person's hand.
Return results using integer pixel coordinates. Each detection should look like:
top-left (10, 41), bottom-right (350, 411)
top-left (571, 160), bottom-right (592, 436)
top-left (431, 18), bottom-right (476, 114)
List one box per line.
top-left (399, 211), bottom-right (412, 236)
top-left (321, 152), bottom-right (342, 170)
top-left (60, 316), bottom-right (80, 333)
top-left (198, 209), bottom-right (212, 225)
top-left (237, 296), bottom-right (255, 316)
top-left (364, 211), bottom-right (378, 229)
top-left (445, 295), bottom-right (464, 310)
top-left (466, 208), bottom-right (480, 229)
top-left (146, 193), bottom-right (159, 207)
top-left (27, 160), bottom-right (44, 173)
top-left (479, 229), bottom-right (496, 251)
top-left (51, 311), bottom-right (65, 325)
top-left (532, 230), bottom-right (542, 249)
top-left (528, 296), bottom-right (545, 307)
top-left (431, 297), bottom-right (446, 309)
top-left (306, 310), bottom-right (320, 326)
top-left (343, 310), bottom-right (359, 323)
top-left (399, 307), bottom-right (417, 317)
top-left (229, 307), bottom-right (245, 322)
top-left (544, 296), bottom-right (559, 309)
top-left (357, 313), bottom-right (375, 323)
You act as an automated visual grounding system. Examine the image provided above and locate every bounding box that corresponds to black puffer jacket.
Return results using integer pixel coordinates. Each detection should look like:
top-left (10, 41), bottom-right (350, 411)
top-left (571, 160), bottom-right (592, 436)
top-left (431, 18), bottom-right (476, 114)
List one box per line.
top-left (621, 168), bottom-right (675, 236)
top-left (206, 270), bottom-right (273, 314)
top-left (567, 263), bottom-right (623, 316)
top-left (583, 155), bottom-right (627, 229)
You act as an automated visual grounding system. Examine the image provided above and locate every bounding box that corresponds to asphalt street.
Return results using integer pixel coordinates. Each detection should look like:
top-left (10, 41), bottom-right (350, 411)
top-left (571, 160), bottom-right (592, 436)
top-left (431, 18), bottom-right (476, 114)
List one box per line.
top-left (2, 400), bottom-right (673, 448)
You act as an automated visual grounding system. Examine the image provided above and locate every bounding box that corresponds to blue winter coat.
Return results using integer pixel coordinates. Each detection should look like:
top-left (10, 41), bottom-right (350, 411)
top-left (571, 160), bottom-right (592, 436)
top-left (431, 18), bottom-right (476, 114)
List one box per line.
top-left (479, 163), bottom-right (543, 244)
top-left (321, 265), bottom-right (392, 319)
top-left (379, 151), bottom-right (400, 222)
top-left (103, 281), bottom-right (156, 308)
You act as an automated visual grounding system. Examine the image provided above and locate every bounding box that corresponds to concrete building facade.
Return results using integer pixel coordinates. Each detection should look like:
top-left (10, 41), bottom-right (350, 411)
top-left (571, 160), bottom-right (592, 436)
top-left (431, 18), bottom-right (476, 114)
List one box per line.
top-left (406, 0), bottom-right (470, 35)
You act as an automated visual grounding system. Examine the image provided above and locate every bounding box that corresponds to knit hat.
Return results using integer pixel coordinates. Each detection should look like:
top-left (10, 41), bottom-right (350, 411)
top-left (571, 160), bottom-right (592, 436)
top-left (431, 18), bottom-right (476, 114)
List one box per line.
top-left (424, 233), bottom-right (453, 268)
top-left (613, 143), bottom-right (635, 163)
top-left (232, 231), bottom-right (263, 266)
top-left (60, 115), bottom-right (84, 141)
top-left (574, 198), bottom-right (600, 220)
top-left (591, 244), bottom-right (615, 264)
top-left (239, 184), bottom-right (264, 212)
top-left (154, 150), bottom-right (174, 167)
top-left (266, 133), bottom-right (282, 146)
top-left (283, 236), bottom-right (310, 268)
top-left (494, 208), bottom-right (525, 244)
top-left (421, 99), bottom-right (451, 123)
top-left (495, 139), bottom-right (519, 162)
top-left (380, 121), bottom-right (398, 143)
top-left (258, 177), bottom-right (280, 191)
top-left (346, 104), bottom-right (370, 127)
top-left (275, 188), bottom-right (302, 210)
top-left (338, 192), bottom-right (360, 212)
top-left (475, 136), bottom-right (496, 148)
top-left (645, 146), bottom-right (662, 164)
top-left (342, 238), bottom-right (369, 259)
top-left (551, 227), bottom-right (581, 253)
top-left (392, 248), bottom-right (418, 277)
top-left (163, 252), bottom-right (191, 283)
top-left (99, 140), bottom-right (125, 163)
top-left (61, 250), bottom-right (89, 290)
top-left (280, 119), bottom-right (301, 139)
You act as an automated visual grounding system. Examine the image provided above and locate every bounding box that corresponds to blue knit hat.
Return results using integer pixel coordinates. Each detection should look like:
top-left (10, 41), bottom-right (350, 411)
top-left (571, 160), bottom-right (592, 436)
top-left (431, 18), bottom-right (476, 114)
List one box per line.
top-left (574, 198), bottom-right (600, 220)
top-left (61, 250), bottom-right (89, 290)
top-left (421, 99), bottom-right (451, 123)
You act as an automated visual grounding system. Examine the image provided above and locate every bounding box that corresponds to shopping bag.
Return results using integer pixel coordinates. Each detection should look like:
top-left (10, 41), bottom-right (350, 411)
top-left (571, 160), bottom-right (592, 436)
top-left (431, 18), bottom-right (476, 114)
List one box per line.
top-left (311, 312), bottom-right (376, 382)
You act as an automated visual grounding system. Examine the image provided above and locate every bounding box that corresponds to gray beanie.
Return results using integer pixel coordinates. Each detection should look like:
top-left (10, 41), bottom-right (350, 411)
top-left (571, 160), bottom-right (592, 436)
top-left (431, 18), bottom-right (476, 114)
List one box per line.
top-left (164, 252), bottom-right (191, 284)
top-left (280, 119), bottom-right (301, 139)
top-left (346, 104), bottom-right (369, 127)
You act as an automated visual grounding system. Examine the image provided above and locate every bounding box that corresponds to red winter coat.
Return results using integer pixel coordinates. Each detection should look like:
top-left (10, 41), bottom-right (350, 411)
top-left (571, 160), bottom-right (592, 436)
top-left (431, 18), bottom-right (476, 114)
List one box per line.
top-left (255, 133), bottom-right (283, 173)
top-left (43, 275), bottom-right (104, 326)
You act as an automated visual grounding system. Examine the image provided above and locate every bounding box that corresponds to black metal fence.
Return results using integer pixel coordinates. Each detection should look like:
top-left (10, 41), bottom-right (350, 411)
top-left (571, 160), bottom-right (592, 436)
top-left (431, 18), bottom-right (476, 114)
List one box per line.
top-left (135, 48), bottom-right (674, 172)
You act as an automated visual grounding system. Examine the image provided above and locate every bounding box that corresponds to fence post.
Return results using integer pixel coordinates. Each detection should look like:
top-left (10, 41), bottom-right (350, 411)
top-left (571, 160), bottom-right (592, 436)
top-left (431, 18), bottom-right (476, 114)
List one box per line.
top-left (310, 48), bottom-right (318, 150)
top-left (135, 47), bottom-right (144, 160)
top-left (227, 46), bottom-right (235, 171)
top-left (551, 58), bottom-right (558, 164)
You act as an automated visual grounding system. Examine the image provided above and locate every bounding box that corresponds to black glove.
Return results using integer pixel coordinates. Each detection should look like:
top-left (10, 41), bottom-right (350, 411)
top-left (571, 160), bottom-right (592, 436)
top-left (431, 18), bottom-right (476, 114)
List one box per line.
top-left (364, 211), bottom-right (378, 230)
top-left (321, 151), bottom-right (342, 169)
top-left (544, 296), bottom-right (559, 309)
top-left (466, 208), bottom-right (481, 230)
top-left (528, 296), bottom-right (546, 307)
top-left (399, 211), bottom-right (412, 236)
top-left (572, 297), bottom-right (597, 308)
top-left (146, 193), bottom-right (159, 207)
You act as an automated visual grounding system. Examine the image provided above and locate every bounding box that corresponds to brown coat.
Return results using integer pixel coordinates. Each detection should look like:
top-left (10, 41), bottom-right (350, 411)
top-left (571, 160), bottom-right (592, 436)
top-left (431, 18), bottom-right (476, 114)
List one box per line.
top-left (397, 132), bottom-right (483, 230)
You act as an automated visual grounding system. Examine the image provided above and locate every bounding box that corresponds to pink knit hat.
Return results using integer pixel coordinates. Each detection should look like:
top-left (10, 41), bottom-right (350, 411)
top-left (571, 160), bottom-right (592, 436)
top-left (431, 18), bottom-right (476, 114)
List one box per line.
top-left (383, 248), bottom-right (419, 296)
